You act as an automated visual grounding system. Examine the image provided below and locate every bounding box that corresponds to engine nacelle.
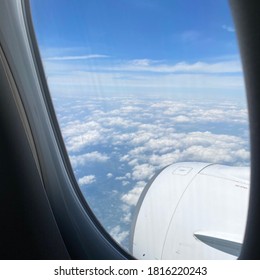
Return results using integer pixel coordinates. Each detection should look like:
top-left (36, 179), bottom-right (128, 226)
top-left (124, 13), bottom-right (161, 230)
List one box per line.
top-left (130, 162), bottom-right (249, 259)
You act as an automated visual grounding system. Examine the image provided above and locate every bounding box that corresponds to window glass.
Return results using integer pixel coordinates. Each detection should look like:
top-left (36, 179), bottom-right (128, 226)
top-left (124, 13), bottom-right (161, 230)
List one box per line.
top-left (30, 0), bottom-right (250, 259)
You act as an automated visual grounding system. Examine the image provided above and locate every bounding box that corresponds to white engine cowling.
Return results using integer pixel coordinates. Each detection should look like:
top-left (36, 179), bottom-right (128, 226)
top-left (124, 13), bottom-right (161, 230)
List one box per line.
top-left (130, 162), bottom-right (249, 260)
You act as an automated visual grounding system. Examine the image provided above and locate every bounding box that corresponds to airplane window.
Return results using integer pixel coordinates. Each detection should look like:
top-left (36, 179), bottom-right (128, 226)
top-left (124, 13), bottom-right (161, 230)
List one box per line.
top-left (29, 0), bottom-right (250, 259)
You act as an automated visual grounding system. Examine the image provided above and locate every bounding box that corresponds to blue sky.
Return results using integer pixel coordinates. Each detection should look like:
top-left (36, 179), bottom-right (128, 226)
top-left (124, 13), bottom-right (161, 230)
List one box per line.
top-left (30, 0), bottom-right (245, 98)
top-left (31, 0), bottom-right (237, 60)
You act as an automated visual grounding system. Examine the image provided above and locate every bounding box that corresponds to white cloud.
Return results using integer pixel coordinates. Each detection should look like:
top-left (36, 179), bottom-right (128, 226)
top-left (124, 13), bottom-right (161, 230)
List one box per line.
top-left (222, 25), bottom-right (235, 33)
top-left (66, 131), bottom-right (102, 152)
top-left (78, 175), bottom-right (96, 186)
top-left (61, 121), bottom-right (105, 152)
top-left (70, 151), bottom-right (109, 168)
top-left (103, 116), bottom-right (140, 128)
top-left (143, 138), bottom-right (180, 152)
top-left (131, 59), bottom-right (154, 66)
top-left (182, 145), bottom-right (237, 163)
top-left (120, 155), bottom-right (130, 162)
top-left (131, 130), bottom-right (249, 165)
top-left (121, 59), bottom-right (242, 74)
top-left (148, 152), bottom-right (182, 168)
top-left (189, 108), bottom-right (248, 124)
top-left (121, 212), bottom-right (132, 224)
top-left (109, 225), bottom-right (129, 244)
top-left (128, 159), bottom-right (140, 167)
top-left (121, 181), bottom-right (146, 206)
top-left (130, 131), bottom-right (154, 145)
top-left (115, 176), bottom-right (126, 181)
top-left (45, 54), bottom-right (109, 61)
top-left (107, 173), bottom-right (113, 178)
top-left (172, 115), bottom-right (190, 123)
top-left (132, 164), bottom-right (156, 181)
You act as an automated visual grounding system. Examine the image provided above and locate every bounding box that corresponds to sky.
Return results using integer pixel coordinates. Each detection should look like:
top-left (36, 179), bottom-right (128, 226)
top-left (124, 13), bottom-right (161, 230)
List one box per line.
top-left (31, 0), bottom-right (237, 58)
top-left (30, 0), bottom-right (245, 98)
top-left (29, 1), bottom-right (250, 252)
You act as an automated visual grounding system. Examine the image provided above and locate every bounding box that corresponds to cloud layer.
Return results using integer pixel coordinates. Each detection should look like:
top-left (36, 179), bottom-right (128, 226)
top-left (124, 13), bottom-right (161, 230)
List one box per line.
top-left (78, 175), bottom-right (96, 186)
top-left (43, 54), bottom-right (244, 97)
top-left (56, 96), bottom-right (249, 248)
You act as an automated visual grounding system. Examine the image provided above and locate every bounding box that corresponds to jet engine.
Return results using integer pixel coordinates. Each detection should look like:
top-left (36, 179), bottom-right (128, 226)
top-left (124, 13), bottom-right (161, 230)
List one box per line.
top-left (130, 162), bottom-right (249, 259)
